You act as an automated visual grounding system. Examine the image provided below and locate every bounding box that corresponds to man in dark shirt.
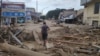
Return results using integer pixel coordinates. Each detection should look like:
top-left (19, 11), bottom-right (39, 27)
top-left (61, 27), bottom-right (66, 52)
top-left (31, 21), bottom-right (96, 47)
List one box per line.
top-left (41, 22), bottom-right (50, 49)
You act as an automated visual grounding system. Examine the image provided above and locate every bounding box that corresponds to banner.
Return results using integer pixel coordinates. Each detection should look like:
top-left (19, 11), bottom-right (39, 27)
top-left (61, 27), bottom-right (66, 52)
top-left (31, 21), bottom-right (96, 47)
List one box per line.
top-left (2, 12), bottom-right (25, 17)
top-left (2, 3), bottom-right (25, 10)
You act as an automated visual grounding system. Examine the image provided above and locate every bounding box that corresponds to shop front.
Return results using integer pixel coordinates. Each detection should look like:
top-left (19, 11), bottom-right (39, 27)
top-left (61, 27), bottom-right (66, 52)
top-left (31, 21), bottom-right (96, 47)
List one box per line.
top-left (2, 2), bottom-right (25, 26)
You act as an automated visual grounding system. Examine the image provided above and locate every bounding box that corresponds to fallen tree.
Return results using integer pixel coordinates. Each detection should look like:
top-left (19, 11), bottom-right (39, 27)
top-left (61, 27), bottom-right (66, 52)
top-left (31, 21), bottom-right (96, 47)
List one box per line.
top-left (0, 43), bottom-right (50, 56)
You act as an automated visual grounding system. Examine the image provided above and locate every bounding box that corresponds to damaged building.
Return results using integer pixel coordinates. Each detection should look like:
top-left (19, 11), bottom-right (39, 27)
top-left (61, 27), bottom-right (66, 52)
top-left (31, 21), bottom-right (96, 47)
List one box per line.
top-left (58, 8), bottom-right (77, 23)
top-left (81, 0), bottom-right (100, 27)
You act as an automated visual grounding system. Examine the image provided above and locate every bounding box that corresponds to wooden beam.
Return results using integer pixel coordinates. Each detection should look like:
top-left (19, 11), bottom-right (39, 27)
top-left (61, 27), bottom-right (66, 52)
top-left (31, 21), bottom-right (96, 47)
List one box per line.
top-left (14, 29), bottom-right (25, 36)
top-left (76, 49), bottom-right (93, 54)
top-left (33, 31), bottom-right (41, 44)
top-left (55, 40), bottom-right (88, 46)
top-left (0, 43), bottom-right (50, 56)
top-left (9, 31), bottom-right (23, 46)
top-left (63, 35), bottom-right (82, 40)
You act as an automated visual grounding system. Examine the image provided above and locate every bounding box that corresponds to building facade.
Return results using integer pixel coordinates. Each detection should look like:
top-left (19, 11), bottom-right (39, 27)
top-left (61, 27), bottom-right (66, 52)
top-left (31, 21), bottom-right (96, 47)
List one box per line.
top-left (58, 8), bottom-right (77, 23)
top-left (2, 2), bottom-right (25, 25)
top-left (81, 0), bottom-right (100, 27)
top-left (75, 9), bottom-right (84, 24)
top-left (26, 8), bottom-right (35, 22)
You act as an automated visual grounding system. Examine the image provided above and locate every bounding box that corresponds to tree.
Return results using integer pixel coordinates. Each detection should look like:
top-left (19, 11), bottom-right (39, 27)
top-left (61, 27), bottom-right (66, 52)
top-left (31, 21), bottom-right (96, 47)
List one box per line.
top-left (40, 15), bottom-right (46, 20)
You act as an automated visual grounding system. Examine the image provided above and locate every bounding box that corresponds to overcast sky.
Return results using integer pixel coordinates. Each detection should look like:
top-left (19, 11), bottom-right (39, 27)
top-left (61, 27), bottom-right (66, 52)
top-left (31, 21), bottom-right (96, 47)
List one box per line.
top-left (6, 0), bottom-right (83, 14)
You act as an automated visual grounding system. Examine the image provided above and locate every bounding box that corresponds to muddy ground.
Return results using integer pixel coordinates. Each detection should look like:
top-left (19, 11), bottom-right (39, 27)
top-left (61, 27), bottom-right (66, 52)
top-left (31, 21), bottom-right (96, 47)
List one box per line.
top-left (0, 21), bottom-right (100, 56)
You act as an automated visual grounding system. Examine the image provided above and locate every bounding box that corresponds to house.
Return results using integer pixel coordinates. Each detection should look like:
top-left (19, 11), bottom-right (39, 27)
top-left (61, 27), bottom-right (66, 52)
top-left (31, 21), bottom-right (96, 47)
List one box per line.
top-left (58, 8), bottom-right (77, 23)
top-left (81, 0), bottom-right (100, 27)
top-left (75, 9), bottom-right (84, 24)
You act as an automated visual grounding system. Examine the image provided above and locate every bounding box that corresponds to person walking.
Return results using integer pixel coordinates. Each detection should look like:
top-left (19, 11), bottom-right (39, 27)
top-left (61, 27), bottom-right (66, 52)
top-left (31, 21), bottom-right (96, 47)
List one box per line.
top-left (41, 22), bottom-right (50, 49)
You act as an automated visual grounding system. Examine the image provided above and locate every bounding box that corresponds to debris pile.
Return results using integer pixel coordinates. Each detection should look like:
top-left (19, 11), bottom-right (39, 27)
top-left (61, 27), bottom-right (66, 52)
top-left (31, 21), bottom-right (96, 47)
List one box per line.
top-left (48, 26), bottom-right (100, 56)
top-left (0, 24), bottom-right (100, 56)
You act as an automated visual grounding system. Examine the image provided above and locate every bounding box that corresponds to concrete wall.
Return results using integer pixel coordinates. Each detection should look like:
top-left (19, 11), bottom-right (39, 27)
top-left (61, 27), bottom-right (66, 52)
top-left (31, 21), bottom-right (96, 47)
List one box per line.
top-left (83, 0), bottom-right (100, 26)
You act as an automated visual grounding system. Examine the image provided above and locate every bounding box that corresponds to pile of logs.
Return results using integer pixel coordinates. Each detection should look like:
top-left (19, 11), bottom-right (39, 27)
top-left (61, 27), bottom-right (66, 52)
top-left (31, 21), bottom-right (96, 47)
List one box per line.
top-left (0, 26), bottom-right (51, 56)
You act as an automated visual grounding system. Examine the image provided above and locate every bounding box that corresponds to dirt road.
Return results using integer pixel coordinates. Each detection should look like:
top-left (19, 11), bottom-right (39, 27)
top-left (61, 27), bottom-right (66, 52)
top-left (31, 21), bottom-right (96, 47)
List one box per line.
top-left (17, 20), bottom-right (62, 33)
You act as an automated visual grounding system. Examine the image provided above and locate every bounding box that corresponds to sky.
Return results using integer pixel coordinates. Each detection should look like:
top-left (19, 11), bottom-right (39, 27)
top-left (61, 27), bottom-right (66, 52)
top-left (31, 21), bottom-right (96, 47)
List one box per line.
top-left (4, 0), bottom-right (83, 15)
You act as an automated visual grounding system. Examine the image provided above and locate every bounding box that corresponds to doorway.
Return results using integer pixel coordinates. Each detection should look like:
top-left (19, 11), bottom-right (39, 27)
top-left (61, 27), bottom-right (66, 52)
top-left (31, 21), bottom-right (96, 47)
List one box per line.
top-left (92, 20), bottom-right (98, 27)
top-left (11, 18), bottom-right (16, 25)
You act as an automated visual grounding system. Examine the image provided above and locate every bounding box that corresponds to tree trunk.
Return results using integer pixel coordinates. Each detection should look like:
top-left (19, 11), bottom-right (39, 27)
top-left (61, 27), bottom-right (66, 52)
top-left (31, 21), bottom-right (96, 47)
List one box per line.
top-left (0, 43), bottom-right (50, 56)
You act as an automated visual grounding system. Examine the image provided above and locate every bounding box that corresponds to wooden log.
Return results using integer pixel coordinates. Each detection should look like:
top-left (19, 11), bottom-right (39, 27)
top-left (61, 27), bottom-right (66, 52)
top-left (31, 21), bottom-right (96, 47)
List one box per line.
top-left (58, 49), bottom-right (67, 56)
top-left (33, 31), bottom-right (41, 44)
top-left (63, 35), bottom-right (82, 40)
top-left (76, 49), bottom-right (93, 54)
top-left (0, 43), bottom-right (50, 56)
top-left (9, 31), bottom-right (23, 46)
top-left (92, 45), bottom-right (100, 49)
top-left (91, 45), bottom-right (100, 52)
top-left (9, 31), bottom-right (29, 49)
top-left (36, 31), bottom-right (42, 41)
top-left (55, 40), bottom-right (88, 46)
top-left (14, 29), bottom-right (25, 36)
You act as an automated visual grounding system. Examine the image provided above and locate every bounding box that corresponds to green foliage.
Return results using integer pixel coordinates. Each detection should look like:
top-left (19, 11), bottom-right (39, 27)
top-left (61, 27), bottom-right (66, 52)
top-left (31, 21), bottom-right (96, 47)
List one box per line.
top-left (40, 15), bottom-right (46, 20)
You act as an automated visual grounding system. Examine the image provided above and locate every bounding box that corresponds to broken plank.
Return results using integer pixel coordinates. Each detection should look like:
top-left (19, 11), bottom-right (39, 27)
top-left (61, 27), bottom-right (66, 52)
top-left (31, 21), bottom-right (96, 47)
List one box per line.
top-left (92, 45), bottom-right (100, 49)
top-left (76, 49), bottom-right (93, 54)
top-left (9, 31), bottom-right (23, 46)
top-left (14, 29), bottom-right (25, 36)
top-left (63, 35), bottom-right (82, 40)
top-left (33, 31), bottom-right (41, 44)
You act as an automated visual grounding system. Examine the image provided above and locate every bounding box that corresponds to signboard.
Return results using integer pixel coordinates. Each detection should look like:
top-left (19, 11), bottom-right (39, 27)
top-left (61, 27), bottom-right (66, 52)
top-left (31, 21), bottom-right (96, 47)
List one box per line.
top-left (2, 2), bottom-right (25, 17)
top-left (0, 1), bottom-right (1, 8)
top-left (2, 12), bottom-right (25, 17)
top-left (2, 3), bottom-right (25, 10)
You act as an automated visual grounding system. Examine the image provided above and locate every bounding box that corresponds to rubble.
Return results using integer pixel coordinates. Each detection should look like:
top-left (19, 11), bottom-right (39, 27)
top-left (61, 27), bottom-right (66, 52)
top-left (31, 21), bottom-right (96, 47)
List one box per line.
top-left (0, 43), bottom-right (51, 56)
top-left (0, 21), bottom-right (100, 56)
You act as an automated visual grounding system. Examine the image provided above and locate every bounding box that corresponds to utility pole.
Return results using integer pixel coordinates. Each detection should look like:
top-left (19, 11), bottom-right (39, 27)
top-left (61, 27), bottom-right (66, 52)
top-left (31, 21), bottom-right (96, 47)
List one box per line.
top-left (41, 7), bottom-right (49, 15)
top-left (0, 0), bottom-right (2, 27)
top-left (36, 0), bottom-right (38, 12)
